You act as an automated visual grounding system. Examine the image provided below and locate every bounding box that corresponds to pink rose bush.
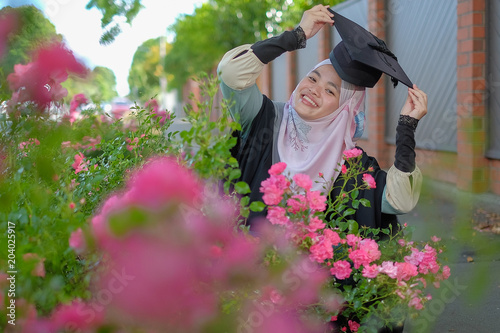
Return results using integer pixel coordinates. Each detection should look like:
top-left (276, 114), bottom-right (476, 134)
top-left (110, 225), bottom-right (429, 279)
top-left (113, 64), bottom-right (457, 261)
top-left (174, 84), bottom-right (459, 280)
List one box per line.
top-left (53, 157), bottom-right (333, 332)
top-left (259, 155), bottom-right (450, 331)
top-left (6, 42), bottom-right (87, 113)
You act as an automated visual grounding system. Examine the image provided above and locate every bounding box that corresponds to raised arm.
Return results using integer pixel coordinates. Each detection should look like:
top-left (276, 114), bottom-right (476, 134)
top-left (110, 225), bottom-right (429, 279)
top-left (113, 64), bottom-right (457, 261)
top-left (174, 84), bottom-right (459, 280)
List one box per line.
top-left (383, 85), bottom-right (428, 214)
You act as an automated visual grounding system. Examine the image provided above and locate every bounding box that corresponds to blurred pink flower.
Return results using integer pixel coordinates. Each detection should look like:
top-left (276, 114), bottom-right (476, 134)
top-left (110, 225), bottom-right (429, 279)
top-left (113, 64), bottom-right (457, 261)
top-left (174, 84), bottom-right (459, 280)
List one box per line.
top-left (362, 173), bottom-right (376, 189)
top-left (7, 42), bottom-right (87, 110)
top-left (348, 320), bottom-right (360, 332)
top-left (69, 202), bottom-right (76, 210)
top-left (22, 253), bottom-right (45, 278)
top-left (431, 235), bottom-right (441, 242)
top-left (69, 93), bottom-right (88, 112)
top-left (69, 228), bottom-right (86, 254)
top-left (50, 300), bottom-right (104, 331)
top-left (72, 152), bottom-right (89, 174)
top-left (395, 262), bottom-right (418, 281)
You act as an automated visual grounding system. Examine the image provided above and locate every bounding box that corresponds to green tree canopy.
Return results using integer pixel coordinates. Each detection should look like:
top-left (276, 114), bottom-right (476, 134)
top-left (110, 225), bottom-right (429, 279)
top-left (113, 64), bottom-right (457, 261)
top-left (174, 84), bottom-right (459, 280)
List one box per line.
top-left (86, 0), bottom-right (143, 45)
top-left (164, 0), bottom-right (343, 92)
top-left (63, 66), bottom-right (118, 104)
top-left (128, 37), bottom-right (171, 103)
top-left (0, 5), bottom-right (62, 100)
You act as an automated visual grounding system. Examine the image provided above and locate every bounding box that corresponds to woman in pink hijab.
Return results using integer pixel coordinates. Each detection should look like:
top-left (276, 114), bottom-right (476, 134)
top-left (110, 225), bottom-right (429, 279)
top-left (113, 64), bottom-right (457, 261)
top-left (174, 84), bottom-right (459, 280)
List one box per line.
top-left (218, 5), bottom-right (427, 235)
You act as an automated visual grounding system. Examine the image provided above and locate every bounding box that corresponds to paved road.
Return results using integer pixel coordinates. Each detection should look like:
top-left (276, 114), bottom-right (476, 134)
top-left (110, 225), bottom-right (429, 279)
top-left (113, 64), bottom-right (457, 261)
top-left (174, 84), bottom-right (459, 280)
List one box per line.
top-left (401, 181), bottom-right (500, 333)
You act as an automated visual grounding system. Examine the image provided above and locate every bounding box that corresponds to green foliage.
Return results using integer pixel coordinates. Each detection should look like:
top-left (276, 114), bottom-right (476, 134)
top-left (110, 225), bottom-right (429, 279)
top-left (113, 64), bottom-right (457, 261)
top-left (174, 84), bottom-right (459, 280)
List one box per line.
top-left (0, 5), bottom-right (61, 101)
top-left (0, 100), bottom-right (174, 322)
top-left (64, 66), bottom-right (118, 104)
top-left (128, 37), bottom-right (171, 103)
top-left (85, 0), bottom-right (144, 45)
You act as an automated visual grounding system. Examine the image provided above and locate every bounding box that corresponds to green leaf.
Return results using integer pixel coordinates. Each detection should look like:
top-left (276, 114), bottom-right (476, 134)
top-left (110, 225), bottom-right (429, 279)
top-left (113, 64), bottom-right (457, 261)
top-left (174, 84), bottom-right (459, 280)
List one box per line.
top-left (351, 189), bottom-right (359, 200)
top-left (234, 181), bottom-right (251, 194)
top-left (352, 199), bottom-right (359, 209)
top-left (348, 220), bottom-right (359, 234)
top-left (249, 201), bottom-right (266, 212)
top-left (228, 168), bottom-right (241, 181)
top-left (343, 208), bottom-right (356, 217)
top-left (360, 198), bottom-right (371, 207)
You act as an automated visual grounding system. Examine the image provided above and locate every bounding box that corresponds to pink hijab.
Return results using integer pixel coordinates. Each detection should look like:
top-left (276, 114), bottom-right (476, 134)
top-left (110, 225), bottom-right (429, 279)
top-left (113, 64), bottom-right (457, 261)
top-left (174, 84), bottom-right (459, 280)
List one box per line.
top-left (277, 59), bottom-right (366, 193)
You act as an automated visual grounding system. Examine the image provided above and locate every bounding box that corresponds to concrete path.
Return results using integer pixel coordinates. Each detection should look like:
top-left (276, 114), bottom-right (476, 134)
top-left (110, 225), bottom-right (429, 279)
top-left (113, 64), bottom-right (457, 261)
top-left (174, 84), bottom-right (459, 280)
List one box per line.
top-left (402, 181), bottom-right (500, 333)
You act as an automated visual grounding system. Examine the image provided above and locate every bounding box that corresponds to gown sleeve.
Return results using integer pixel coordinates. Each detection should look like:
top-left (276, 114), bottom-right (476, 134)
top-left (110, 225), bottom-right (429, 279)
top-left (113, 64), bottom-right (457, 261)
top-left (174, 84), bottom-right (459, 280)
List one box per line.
top-left (382, 115), bottom-right (423, 214)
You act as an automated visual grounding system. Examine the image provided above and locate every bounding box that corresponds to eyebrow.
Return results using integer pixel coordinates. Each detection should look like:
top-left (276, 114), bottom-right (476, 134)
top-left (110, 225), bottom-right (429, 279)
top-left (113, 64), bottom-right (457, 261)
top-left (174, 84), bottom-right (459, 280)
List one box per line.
top-left (311, 69), bottom-right (340, 93)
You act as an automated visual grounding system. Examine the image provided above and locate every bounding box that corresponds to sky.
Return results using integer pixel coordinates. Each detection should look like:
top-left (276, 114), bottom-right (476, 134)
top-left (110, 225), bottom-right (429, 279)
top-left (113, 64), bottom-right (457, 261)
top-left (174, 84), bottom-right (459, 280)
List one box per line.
top-left (4, 0), bottom-right (204, 96)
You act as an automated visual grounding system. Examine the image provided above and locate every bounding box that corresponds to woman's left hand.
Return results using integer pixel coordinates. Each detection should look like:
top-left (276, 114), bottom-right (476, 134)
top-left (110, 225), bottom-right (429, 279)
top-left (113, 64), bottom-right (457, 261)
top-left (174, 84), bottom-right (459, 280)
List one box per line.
top-left (400, 84), bottom-right (428, 120)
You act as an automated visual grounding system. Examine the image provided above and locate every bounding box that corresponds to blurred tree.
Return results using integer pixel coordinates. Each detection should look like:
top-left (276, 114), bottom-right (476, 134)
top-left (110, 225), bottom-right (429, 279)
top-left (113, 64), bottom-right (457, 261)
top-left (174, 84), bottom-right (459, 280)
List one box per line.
top-left (164, 0), bottom-right (343, 93)
top-left (128, 37), bottom-right (172, 103)
top-left (63, 66), bottom-right (118, 104)
top-left (85, 0), bottom-right (143, 45)
top-left (0, 5), bottom-right (62, 101)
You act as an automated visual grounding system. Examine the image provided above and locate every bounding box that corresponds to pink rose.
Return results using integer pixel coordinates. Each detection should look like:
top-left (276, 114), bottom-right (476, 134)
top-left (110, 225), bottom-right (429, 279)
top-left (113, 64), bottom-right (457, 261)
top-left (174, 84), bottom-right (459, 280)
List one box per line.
top-left (362, 264), bottom-right (380, 278)
top-left (362, 173), bottom-right (376, 189)
top-left (343, 148), bottom-right (363, 159)
top-left (287, 194), bottom-right (307, 214)
top-left (293, 173), bottom-right (312, 190)
top-left (380, 261), bottom-right (398, 279)
top-left (268, 162), bottom-right (287, 175)
top-left (267, 206), bottom-right (289, 226)
top-left (348, 320), bottom-right (360, 332)
top-left (306, 190), bottom-right (327, 212)
top-left (330, 260), bottom-right (352, 280)
top-left (395, 262), bottom-right (418, 281)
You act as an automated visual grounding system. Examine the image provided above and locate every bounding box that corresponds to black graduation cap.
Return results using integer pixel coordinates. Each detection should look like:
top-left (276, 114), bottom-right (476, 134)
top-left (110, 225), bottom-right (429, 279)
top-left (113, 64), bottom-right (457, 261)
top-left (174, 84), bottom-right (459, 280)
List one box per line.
top-left (328, 9), bottom-right (413, 88)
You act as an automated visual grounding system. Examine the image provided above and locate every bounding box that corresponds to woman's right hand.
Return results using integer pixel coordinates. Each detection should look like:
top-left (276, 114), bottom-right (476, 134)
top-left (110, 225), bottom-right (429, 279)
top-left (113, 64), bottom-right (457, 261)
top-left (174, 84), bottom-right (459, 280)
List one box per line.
top-left (298, 5), bottom-right (335, 40)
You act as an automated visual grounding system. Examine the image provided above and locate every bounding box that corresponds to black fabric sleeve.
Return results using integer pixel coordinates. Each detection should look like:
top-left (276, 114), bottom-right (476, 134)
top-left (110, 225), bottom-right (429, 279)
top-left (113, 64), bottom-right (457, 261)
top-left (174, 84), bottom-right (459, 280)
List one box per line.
top-left (394, 115), bottom-right (419, 173)
top-left (250, 26), bottom-right (307, 64)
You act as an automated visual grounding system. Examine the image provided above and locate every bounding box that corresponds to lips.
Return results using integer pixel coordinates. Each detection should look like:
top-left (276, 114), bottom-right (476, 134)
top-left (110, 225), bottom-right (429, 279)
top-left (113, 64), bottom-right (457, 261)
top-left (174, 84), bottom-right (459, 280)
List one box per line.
top-left (301, 95), bottom-right (318, 107)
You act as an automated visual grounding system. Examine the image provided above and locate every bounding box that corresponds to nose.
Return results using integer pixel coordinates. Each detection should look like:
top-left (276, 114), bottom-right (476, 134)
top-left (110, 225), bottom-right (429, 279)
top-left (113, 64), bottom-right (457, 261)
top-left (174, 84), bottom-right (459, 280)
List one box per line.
top-left (310, 84), bottom-right (321, 96)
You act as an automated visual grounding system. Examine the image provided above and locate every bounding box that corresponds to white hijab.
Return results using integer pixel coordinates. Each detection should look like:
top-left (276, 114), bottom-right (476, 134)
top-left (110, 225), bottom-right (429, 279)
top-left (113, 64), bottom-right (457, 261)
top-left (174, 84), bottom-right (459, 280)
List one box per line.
top-left (277, 59), bottom-right (366, 193)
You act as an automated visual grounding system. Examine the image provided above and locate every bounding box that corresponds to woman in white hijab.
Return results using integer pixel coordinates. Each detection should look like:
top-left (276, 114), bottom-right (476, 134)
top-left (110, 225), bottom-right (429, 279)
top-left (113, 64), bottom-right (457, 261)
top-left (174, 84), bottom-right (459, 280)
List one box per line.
top-left (218, 5), bottom-right (427, 234)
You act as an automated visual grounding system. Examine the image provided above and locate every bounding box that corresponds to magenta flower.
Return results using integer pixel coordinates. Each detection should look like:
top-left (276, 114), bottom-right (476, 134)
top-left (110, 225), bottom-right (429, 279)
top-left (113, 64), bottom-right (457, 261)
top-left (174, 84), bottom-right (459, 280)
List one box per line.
top-left (395, 262), bottom-right (418, 281)
top-left (293, 173), bottom-right (312, 190)
top-left (287, 194), bottom-right (307, 214)
top-left (362, 264), bottom-right (380, 278)
top-left (72, 152), bottom-right (89, 174)
top-left (306, 215), bottom-right (326, 232)
top-left (306, 190), bottom-right (327, 212)
top-left (330, 260), bottom-right (352, 280)
top-left (269, 162), bottom-right (287, 175)
top-left (380, 261), bottom-right (398, 279)
top-left (7, 42), bottom-right (87, 110)
top-left (362, 173), bottom-right (376, 189)
top-left (267, 206), bottom-right (289, 226)
top-left (348, 320), bottom-right (360, 332)
top-left (323, 229), bottom-right (341, 246)
top-left (69, 228), bottom-right (86, 254)
top-left (343, 148), bottom-right (363, 160)
top-left (341, 164), bottom-right (347, 174)
top-left (310, 237), bottom-right (334, 263)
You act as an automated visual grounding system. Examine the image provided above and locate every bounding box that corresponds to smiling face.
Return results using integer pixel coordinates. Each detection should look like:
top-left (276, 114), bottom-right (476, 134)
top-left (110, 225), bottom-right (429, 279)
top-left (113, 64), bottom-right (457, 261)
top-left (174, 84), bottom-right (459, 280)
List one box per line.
top-left (292, 64), bottom-right (342, 121)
